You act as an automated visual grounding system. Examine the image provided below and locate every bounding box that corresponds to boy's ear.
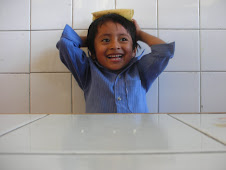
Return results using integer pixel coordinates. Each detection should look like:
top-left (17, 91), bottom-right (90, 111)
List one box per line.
top-left (91, 53), bottom-right (96, 60)
top-left (132, 47), bottom-right (137, 57)
top-left (88, 50), bottom-right (96, 60)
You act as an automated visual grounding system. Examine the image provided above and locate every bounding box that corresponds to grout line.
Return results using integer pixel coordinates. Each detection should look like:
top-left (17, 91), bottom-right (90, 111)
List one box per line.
top-left (157, 0), bottom-right (159, 113)
top-left (199, 0), bottom-right (202, 113)
top-left (199, 0), bottom-right (201, 29)
top-left (156, 0), bottom-right (159, 29)
top-left (1, 71), bottom-right (226, 75)
top-left (199, 32), bottom-right (202, 112)
top-left (71, 0), bottom-right (73, 28)
top-left (168, 114), bottom-right (226, 146)
top-left (29, 0), bottom-right (32, 113)
top-left (0, 114), bottom-right (49, 138)
top-left (1, 28), bottom-right (226, 32)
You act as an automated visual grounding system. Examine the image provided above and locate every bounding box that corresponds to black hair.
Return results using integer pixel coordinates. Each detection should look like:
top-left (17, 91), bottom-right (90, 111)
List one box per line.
top-left (86, 13), bottom-right (137, 57)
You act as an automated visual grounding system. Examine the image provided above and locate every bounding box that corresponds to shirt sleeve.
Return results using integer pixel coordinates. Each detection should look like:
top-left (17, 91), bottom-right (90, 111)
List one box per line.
top-left (56, 24), bottom-right (89, 90)
top-left (137, 42), bottom-right (175, 91)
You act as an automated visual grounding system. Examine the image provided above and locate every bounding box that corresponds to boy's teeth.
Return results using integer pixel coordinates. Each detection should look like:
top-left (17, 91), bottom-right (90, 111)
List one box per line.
top-left (108, 55), bottom-right (122, 58)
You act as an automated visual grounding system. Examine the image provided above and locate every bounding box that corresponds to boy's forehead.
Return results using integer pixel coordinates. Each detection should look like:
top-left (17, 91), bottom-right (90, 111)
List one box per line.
top-left (96, 21), bottom-right (129, 35)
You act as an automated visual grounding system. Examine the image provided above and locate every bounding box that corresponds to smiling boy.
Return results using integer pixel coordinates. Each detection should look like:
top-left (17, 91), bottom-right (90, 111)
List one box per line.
top-left (56, 13), bottom-right (175, 113)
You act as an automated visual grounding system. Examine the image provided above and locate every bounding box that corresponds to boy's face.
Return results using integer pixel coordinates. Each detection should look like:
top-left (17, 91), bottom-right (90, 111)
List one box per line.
top-left (94, 21), bottom-right (136, 72)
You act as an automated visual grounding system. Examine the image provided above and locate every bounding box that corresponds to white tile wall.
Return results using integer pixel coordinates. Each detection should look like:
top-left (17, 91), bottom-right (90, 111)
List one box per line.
top-left (158, 0), bottom-right (199, 29)
top-left (0, 0), bottom-right (226, 113)
top-left (0, 74), bottom-right (29, 113)
top-left (0, 0), bottom-right (30, 30)
top-left (31, 30), bottom-right (69, 72)
top-left (31, 0), bottom-right (72, 30)
top-left (0, 31), bottom-right (30, 73)
top-left (201, 30), bottom-right (226, 71)
top-left (200, 0), bottom-right (226, 29)
top-left (30, 73), bottom-right (72, 113)
top-left (159, 30), bottom-right (200, 71)
top-left (73, 0), bottom-right (115, 29)
top-left (159, 72), bottom-right (200, 113)
top-left (201, 72), bottom-right (226, 112)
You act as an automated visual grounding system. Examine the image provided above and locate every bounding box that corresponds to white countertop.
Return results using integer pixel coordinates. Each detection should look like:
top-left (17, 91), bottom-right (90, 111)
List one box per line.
top-left (0, 113), bottom-right (226, 170)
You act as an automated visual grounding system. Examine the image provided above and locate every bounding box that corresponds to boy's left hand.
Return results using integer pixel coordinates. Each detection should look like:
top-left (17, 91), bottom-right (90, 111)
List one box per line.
top-left (132, 19), bottom-right (141, 41)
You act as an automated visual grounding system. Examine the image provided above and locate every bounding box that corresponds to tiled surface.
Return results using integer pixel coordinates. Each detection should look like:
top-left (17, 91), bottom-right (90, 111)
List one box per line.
top-left (0, 31), bottom-right (30, 73)
top-left (158, 0), bottom-right (199, 28)
top-left (31, 0), bottom-right (72, 30)
top-left (159, 30), bottom-right (200, 71)
top-left (31, 30), bottom-right (69, 72)
top-left (0, 0), bottom-right (30, 30)
top-left (73, 0), bottom-right (115, 29)
top-left (159, 72), bottom-right (200, 113)
top-left (200, 0), bottom-right (226, 29)
top-left (30, 73), bottom-right (72, 113)
top-left (170, 114), bottom-right (226, 145)
top-left (116, 0), bottom-right (157, 28)
top-left (0, 114), bottom-right (225, 154)
top-left (0, 74), bottom-right (29, 114)
top-left (0, 114), bottom-right (225, 169)
top-left (0, 153), bottom-right (226, 170)
top-left (0, 114), bottom-right (47, 136)
top-left (201, 72), bottom-right (226, 112)
top-left (201, 30), bottom-right (226, 71)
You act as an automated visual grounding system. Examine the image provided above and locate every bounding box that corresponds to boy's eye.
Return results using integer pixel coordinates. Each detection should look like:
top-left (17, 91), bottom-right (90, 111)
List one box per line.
top-left (102, 38), bottom-right (110, 42)
top-left (120, 37), bottom-right (128, 41)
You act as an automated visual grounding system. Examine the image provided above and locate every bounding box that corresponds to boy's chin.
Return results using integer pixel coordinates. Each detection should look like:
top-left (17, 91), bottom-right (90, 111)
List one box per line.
top-left (106, 65), bottom-right (126, 73)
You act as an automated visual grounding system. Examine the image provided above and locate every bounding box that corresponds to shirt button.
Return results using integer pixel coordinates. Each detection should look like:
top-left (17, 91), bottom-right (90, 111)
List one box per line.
top-left (117, 97), bottom-right (122, 101)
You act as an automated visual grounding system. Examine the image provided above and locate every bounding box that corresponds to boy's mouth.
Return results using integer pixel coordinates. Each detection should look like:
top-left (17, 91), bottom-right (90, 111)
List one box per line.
top-left (107, 54), bottom-right (123, 61)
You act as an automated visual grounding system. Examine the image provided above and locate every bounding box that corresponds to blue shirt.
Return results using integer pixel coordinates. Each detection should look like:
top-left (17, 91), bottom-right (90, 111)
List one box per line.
top-left (56, 25), bottom-right (175, 113)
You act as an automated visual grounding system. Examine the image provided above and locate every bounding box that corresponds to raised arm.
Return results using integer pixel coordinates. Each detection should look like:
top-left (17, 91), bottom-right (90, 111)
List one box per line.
top-left (132, 19), bottom-right (165, 46)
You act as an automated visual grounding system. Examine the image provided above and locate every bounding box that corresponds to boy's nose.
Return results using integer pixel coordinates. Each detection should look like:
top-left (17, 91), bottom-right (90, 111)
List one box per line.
top-left (110, 40), bottom-right (120, 49)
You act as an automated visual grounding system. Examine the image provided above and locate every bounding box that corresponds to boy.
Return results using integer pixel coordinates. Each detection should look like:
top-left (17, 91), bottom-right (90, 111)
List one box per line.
top-left (56, 13), bottom-right (175, 113)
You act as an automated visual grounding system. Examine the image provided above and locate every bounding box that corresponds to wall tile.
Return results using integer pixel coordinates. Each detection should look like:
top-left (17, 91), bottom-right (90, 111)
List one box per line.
top-left (158, 0), bottom-right (199, 28)
top-left (159, 72), bottom-right (200, 113)
top-left (116, 0), bottom-right (157, 28)
top-left (146, 78), bottom-right (158, 113)
top-left (200, 0), bottom-right (226, 29)
top-left (201, 72), bottom-right (226, 112)
top-left (0, 0), bottom-right (30, 30)
top-left (72, 77), bottom-right (86, 113)
top-left (0, 74), bottom-right (29, 113)
top-left (31, 0), bottom-right (72, 30)
top-left (159, 30), bottom-right (200, 71)
top-left (0, 31), bottom-right (30, 73)
top-left (31, 30), bottom-right (69, 72)
top-left (73, 0), bottom-right (115, 29)
top-left (30, 73), bottom-right (72, 113)
top-left (201, 30), bottom-right (226, 71)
